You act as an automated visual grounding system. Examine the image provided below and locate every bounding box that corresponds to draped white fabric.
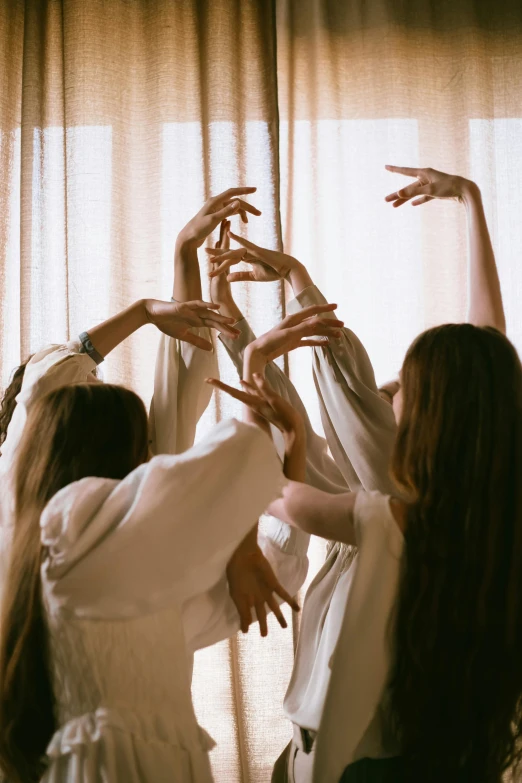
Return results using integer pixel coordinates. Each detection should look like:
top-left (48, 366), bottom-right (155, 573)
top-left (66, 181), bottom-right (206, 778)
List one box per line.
top-left (2, 1), bottom-right (522, 779)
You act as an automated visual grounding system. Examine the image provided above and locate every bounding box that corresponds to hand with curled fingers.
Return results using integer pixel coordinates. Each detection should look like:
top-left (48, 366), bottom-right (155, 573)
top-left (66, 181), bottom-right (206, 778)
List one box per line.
top-left (242, 304), bottom-right (344, 376)
top-left (206, 230), bottom-right (306, 284)
top-left (385, 165), bottom-right (478, 208)
top-left (207, 372), bottom-right (305, 440)
top-left (177, 188), bottom-right (262, 249)
top-left (144, 299), bottom-right (240, 349)
top-left (225, 532), bottom-right (300, 637)
top-left (209, 221), bottom-right (246, 323)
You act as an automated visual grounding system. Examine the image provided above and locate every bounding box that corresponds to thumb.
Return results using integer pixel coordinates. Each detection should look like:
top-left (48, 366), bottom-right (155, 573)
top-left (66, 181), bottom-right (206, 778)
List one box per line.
top-left (227, 271), bottom-right (257, 283)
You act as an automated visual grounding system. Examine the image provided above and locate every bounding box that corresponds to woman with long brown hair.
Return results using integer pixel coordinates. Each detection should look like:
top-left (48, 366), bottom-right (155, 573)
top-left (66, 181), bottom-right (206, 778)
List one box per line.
top-left (238, 319), bottom-right (522, 783)
top-left (0, 380), bottom-right (284, 783)
top-left (215, 318), bottom-right (522, 783)
top-left (0, 186), bottom-right (345, 782)
top-left (208, 167), bottom-right (513, 782)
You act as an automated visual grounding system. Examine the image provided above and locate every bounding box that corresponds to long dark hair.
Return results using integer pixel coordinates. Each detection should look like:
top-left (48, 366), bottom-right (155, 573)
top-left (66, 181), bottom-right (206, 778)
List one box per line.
top-left (390, 324), bottom-right (522, 783)
top-left (0, 383), bottom-right (149, 783)
top-left (0, 358), bottom-right (31, 447)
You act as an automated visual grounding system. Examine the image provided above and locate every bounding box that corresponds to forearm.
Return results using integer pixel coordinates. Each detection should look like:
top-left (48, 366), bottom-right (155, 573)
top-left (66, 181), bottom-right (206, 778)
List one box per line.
top-left (173, 239), bottom-right (202, 302)
top-left (86, 299), bottom-right (148, 359)
top-left (282, 429), bottom-right (306, 483)
top-left (287, 261), bottom-right (314, 296)
top-left (242, 346), bottom-right (272, 437)
top-left (269, 481), bottom-right (356, 545)
top-left (463, 181), bottom-right (506, 334)
top-left (211, 289), bottom-right (244, 322)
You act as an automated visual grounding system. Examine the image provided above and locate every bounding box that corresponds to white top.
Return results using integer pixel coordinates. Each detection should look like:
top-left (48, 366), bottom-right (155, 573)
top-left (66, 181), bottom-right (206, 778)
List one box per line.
top-left (221, 286), bottom-right (400, 783)
top-left (313, 491), bottom-right (403, 783)
top-left (0, 330), bottom-right (309, 782)
top-left (40, 418), bottom-right (284, 783)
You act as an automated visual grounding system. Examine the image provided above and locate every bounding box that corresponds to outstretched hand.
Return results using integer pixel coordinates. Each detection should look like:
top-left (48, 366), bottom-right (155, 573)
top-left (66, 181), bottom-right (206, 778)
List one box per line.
top-left (144, 299), bottom-right (240, 349)
top-left (226, 540), bottom-right (300, 636)
top-left (178, 188), bottom-right (262, 249)
top-left (246, 303), bottom-right (343, 368)
top-left (385, 165), bottom-right (474, 208)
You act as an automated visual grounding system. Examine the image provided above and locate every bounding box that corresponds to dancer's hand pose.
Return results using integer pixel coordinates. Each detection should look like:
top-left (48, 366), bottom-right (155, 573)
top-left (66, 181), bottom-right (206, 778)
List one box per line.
top-left (206, 231), bottom-right (313, 295)
top-left (242, 304), bottom-right (344, 377)
top-left (174, 187), bottom-right (261, 302)
top-left (385, 165), bottom-right (506, 334)
top-left (207, 373), bottom-right (308, 635)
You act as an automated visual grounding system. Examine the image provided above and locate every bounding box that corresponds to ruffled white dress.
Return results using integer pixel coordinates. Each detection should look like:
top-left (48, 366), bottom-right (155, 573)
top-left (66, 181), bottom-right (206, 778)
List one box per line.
top-left (0, 331), bottom-right (308, 782)
top-left (40, 418), bottom-right (285, 782)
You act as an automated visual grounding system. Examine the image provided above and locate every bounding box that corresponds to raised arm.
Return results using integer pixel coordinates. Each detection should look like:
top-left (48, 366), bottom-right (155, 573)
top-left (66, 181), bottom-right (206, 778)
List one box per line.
top-left (385, 165), bottom-right (506, 333)
top-left (210, 375), bottom-right (357, 546)
top-left (174, 187), bottom-right (261, 302)
top-left (209, 230), bottom-right (349, 495)
top-left (207, 231), bottom-right (398, 494)
top-left (149, 189), bottom-right (260, 455)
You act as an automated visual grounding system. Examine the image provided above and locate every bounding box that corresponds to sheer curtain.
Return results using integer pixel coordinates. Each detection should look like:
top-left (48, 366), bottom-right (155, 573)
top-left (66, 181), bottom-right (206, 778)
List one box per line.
top-left (2, 1), bottom-right (522, 781)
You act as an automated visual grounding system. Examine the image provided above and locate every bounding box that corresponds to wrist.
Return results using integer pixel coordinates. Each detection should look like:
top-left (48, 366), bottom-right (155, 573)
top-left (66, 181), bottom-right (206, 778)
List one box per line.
top-left (175, 232), bottom-right (198, 255)
top-left (231, 525), bottom-right (259, 557)
top-left (283, 423), bottom-right (306, 452)
top-left (288, 261), bottom-right (314, 296)
top-left (459, 178), bottom-right (481, 206)
top-left (244, 345), bottom-right (267, 378)
top-left (136, 299), bottom-right (150, 328)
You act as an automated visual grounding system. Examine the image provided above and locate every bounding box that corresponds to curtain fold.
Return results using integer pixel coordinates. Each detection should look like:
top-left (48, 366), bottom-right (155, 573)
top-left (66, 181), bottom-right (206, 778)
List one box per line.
top-left (2, 1), bottom-right (522, 780)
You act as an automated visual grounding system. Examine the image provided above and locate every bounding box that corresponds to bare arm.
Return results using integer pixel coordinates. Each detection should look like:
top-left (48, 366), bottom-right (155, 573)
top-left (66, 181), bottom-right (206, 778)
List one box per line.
top-left (386, 165), bottom-right (506, 333)
top-left (269, 482), bottom-right (356, 545)
top-left (174, 187), bottom-right (261, 303)
top-left (463, 182), bottom-right (506, 333)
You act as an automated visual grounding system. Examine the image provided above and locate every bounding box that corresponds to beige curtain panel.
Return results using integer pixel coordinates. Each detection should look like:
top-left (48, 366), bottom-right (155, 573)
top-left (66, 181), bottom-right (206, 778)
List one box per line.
top-left (2, 1), bottom-right (522, 780)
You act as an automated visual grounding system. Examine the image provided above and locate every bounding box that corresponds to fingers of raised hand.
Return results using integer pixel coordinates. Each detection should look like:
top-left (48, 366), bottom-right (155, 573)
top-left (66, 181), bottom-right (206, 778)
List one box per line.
top-left (203, 319), bottom-right (240, 339)
top-left (228, 230), bottom-right (265, 255)
top-left (187, 306), bottom-right (235, 326)
top-left (265, 593), bottom-right (287, 629)
top-left (207, 187), bottom-right (257, 210)
top-left (282, 302), bottom-right (337, 328)
top-left (385, 164), bottom-right (422, 178)
top-left (207, 249), bottom-right (247, 277)
top-left (206, 378), bottom-right (256, 404)
top-left (290, 318), bottom-right (343, 339)
top-left (411, 195), bottom-right (433, 207)
top-left (216, 220), bottom-right (230, 250)
top-left (236, 597), bottom-right (253, 634)
top-left (223, 198), bottom-right (262, 217)
top-left (184, 299), bottom-right (221, 311)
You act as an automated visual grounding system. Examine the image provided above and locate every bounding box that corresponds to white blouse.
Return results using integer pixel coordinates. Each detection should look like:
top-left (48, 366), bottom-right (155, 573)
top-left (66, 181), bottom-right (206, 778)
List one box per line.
top-left (313, 491), bottom-right (403, 783)
top-left (40, 417), bottom-right (285, 783)
top-left (221, 287), bottom-right (400, 783)
top-left (0, 329), bottom-right (309, 781)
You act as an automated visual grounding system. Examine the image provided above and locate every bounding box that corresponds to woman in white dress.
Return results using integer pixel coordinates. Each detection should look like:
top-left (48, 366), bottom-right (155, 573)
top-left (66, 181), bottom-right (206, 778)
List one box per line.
top-left (0, 188), bottom-right (344, 782)
top-left (208, 167), bottom-right (510, 782)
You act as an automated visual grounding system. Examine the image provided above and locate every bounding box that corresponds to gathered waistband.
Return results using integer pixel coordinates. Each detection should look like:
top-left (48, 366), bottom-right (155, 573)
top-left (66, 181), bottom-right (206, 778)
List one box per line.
top-left (47, 706), bottom-right (216, 759)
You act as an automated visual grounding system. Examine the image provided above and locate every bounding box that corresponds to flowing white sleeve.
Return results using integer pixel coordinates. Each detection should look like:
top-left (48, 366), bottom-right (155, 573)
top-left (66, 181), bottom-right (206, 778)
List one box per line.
top-left (183, 512), bottom-right (310, 653)
top-left (286, 286), bottom-right (397, 495)
top-left (220, 321), bottom-right (348, 495)
top-left (148, 329), bottom-right (218, 456)
top-left (41, 419), bottom-right (285, 620)
top-left (0, 342), bottom-right (96, 473)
